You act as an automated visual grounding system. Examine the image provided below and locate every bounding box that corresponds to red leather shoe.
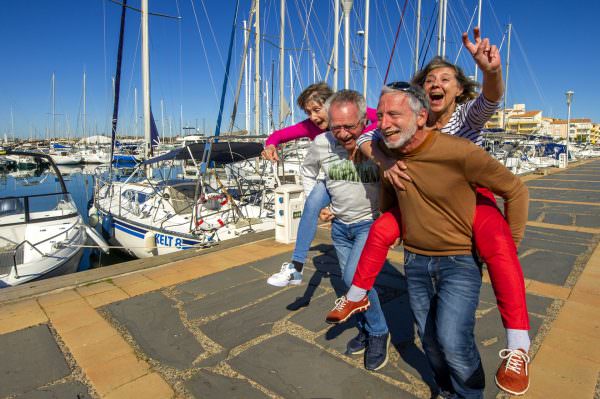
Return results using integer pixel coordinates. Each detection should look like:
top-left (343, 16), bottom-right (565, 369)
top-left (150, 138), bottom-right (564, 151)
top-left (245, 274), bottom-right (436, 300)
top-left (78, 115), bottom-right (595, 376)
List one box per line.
top-left (495, 348), bottom-right (530, 396)
top-left (325, 295), bottom-right (370, 324)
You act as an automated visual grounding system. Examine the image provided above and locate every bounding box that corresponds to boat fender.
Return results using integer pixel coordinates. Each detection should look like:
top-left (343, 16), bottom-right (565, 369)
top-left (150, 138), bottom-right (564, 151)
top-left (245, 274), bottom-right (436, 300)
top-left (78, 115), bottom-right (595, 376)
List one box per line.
top-left (85, 225), bottom-right (110, 254)
top-left (144, 231), bottom-right (157, 255)
top-left (88, 206), bottom-right (99, 227)
top-left (101, 214), bottom-right (114, 240)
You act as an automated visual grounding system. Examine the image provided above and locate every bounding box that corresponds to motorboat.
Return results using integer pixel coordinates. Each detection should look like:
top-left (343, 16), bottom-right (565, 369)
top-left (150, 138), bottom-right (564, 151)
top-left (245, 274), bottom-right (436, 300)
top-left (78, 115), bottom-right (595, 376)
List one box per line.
top-left (0, 149), bottom-right (108, 287)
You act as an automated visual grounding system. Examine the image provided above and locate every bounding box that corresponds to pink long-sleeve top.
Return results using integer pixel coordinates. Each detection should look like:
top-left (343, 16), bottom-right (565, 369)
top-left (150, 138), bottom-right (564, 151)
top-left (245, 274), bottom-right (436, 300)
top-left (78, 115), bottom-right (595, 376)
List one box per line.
top-left (264, 107), bottom-right (378, 147)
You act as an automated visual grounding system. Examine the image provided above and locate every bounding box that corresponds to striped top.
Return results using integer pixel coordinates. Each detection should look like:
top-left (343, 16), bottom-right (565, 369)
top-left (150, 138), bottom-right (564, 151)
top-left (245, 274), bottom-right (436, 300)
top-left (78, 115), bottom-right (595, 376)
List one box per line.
top-left (357, 94), bottom-right (500, 148)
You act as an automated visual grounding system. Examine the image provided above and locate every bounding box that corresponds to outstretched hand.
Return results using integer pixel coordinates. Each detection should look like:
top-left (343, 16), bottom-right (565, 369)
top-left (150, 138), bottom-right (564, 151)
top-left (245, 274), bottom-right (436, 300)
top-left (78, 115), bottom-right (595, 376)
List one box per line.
top-left (462, 27), bottom-right (501, 74)
top-left (261, 144), bottom-right (280, 162)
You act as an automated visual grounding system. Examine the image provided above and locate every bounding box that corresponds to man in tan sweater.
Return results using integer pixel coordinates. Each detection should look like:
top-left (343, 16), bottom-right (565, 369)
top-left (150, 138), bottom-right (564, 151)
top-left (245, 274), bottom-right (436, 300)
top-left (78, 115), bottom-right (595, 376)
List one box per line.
top-left (329, 82), bottom-right (528, 398)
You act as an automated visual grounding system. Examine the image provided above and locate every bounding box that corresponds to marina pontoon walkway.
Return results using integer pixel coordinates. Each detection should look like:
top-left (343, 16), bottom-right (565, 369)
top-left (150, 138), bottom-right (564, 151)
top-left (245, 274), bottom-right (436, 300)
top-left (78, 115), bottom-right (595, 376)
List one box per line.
top-left (1, 160), bottom-right (600, 398)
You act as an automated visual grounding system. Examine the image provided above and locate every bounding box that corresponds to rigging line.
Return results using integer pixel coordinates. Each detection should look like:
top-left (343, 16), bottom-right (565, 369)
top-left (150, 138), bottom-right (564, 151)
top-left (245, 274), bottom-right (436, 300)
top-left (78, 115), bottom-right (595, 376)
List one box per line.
top-left (512, 26), bottom-right (548, 112)
top-left (199, 0), bottom-right (226, 68)
top-left (419, 3), bottom-right (438, 69)
top-left (124, 22), bottom-right (141, 135)
top-left (454, 3), bottom-right (478, 65)
top-left (189, 0), bottom-right (219, 102)
top-left (299, 0), bottom-right (331, 82)
top-left (290, 0), bottom-right (315, 69)
top-left (106, 0), bottom-right (182, 19)
top-left (376, 0), bottom-right (405, 83)
top-left (383, 0), bottom-right (409, 84)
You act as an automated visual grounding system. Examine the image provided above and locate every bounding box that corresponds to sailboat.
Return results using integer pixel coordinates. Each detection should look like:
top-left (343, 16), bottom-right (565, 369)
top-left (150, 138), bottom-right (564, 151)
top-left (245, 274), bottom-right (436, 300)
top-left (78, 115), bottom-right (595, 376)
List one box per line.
top-left (90, 0), bottom-right (275, 259)
top-left (0, 149), bottom-right (108, 287)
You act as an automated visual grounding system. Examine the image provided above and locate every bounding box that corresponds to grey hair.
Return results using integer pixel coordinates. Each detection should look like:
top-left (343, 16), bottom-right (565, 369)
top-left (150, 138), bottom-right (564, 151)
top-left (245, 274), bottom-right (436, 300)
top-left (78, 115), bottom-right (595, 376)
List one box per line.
top-left (324, 89), bottom-right (367, 120)
top-left (380, 84), bottom-right (430, 116)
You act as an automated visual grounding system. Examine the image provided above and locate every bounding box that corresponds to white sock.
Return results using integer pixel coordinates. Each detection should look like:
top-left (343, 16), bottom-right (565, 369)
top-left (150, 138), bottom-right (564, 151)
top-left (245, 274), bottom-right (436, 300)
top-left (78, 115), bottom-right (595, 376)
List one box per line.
top-left (506, 329), bottom-right (530, 352)
top-left (346, 285), bottom-right (367, 302)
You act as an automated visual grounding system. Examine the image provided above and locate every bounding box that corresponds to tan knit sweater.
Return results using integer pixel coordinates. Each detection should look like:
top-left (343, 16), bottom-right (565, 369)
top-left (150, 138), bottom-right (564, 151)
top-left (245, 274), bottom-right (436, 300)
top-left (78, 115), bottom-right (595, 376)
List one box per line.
top-left (380, 130), bottom-right (529, 256)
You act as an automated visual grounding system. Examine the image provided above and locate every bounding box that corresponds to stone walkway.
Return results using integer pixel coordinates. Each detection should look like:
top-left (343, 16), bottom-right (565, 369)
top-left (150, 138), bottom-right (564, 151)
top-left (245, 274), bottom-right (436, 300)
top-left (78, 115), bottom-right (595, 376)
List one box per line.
top-left (1, 160), bottom-right (600, 398)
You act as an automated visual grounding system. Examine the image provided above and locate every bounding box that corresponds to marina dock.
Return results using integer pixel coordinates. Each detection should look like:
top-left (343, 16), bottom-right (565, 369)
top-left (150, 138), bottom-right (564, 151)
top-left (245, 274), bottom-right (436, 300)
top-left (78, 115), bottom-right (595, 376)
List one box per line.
top-left (1, 160), bottom-right (600, 398)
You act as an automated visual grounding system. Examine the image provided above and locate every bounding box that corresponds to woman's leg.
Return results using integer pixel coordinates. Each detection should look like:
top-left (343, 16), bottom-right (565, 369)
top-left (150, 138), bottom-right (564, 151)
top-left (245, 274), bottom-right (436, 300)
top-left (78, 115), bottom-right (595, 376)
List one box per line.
top-left (291, 181), bottom-right (331, 265)
top-left (474, 188), bottom-right (532, 394)
top-left (350, 207), bottom-right (402, 291)
top-left (473, 188), bottom-right (530, 332)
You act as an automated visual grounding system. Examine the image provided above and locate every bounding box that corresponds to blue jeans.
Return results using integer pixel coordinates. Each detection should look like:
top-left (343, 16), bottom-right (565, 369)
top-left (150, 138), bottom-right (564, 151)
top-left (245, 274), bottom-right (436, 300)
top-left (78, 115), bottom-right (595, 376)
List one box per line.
top-left (292, 181), bottom-right (331, 264)
top-left (331, 219), bottom-right (388, 336)
top-left (404, 251), bottom-right (484, 399)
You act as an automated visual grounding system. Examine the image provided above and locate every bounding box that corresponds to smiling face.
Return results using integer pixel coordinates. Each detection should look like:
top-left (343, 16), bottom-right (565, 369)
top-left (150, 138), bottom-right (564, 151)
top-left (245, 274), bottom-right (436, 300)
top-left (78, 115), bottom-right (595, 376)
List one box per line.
top-left (329, 102), bottom-right (364, 152)
top-left (377, 92), bottom-right (428, 152)
top-left (422, 66), bottom-right (463, 123)
top-left (303, 100), bottom-right (329, 130)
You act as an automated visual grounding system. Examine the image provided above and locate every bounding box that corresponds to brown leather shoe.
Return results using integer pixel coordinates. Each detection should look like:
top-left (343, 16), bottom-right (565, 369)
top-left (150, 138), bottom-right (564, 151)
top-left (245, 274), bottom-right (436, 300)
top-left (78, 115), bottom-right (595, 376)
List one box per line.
top-left (495, 348), bottom-right (530, 396)
top-left (325, 295), bottom-right (370, 324)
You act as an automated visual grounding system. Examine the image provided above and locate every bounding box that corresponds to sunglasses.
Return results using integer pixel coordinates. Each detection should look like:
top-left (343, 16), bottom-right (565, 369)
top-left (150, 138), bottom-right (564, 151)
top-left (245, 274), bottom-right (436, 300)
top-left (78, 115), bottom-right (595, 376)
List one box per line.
top-left (386, 81), bottom-right (428, 108)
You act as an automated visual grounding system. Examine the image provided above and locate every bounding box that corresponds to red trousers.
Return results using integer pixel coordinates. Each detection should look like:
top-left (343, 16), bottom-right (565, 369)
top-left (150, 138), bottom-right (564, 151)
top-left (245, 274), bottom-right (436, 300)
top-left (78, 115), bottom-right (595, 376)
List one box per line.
top-left (352, 188), bottom-right (530, 330)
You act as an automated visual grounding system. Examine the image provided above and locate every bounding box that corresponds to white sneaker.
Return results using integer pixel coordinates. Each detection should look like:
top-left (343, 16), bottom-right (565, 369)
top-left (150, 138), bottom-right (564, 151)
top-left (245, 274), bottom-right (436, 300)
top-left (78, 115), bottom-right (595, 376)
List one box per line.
top-left (267, 262), bottom-right (303, 287)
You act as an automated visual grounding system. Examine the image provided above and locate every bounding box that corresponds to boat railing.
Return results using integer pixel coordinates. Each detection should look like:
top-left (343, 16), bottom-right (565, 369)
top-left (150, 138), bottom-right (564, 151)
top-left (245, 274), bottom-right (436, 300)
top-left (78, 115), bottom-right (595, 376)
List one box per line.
top-left (0, 219), bottom-right (80, 278)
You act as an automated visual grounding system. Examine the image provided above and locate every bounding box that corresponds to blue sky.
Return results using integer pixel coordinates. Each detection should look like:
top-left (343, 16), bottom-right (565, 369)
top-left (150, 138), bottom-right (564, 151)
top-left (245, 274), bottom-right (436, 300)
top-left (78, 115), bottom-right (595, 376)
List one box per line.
top-left (1, 0), bottom-right (598, 139)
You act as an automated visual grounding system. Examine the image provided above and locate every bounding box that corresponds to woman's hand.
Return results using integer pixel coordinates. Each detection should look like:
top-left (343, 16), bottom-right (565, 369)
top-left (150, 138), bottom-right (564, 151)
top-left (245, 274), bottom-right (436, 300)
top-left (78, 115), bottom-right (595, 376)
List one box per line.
top-left (462, 27), bottom-right (501, 74)
top-left (261, 144), bottom-right (279, 162)
top-left (319, 207), bottom-right (335, 222)
top-left (382, 158), bottom-right (410, 191)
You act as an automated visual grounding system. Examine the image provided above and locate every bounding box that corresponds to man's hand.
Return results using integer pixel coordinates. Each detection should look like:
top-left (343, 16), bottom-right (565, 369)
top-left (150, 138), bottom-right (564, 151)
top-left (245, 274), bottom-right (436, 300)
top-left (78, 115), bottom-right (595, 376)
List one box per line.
top-left (319, 207), bottom-right (335, 222)
top-left (389, 237), bottom-right (401, 249)
top-left (261, 144), bottom-right (279, 162)
top-left (382, 158), bottom-right (411, 191)
top-left (462, 27), bottom-right (501, 74)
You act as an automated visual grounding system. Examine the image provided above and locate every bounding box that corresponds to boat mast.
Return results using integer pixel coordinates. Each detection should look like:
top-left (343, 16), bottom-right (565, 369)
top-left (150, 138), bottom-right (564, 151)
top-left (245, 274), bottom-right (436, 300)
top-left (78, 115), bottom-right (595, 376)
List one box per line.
top-left (244, 20), bottom-right (250, 133)
top-left (437, 0), bottom-right (442, 55)
top-left (134, 88), bottom-right (138, 140)
top-left (441, 0), bottom-right (448, 58)
top-left (254, 0), bottom-right (261, 135)
top-left (278, 0), bottom-right (285, 128)
top-left (362, 0), bottom-right (370, 97)
top-left (503, 23), bottom-right (512, 131)
top-left (161, 99), bottom-right (165, 140)
top-left (52, 72), bottom-right (55, 139)
top-left (83, 71), bottom-right (86, 139)
top-left (142, 0), bottom-right (151, 158)
top-left (414, 0), bottom-right (421, 74)
top-left (342, 0), bottom-right (353, 89)
top-left (289, 55), bottom-right (294, 124)
top-left (333, 0), bottom-right (340, 90)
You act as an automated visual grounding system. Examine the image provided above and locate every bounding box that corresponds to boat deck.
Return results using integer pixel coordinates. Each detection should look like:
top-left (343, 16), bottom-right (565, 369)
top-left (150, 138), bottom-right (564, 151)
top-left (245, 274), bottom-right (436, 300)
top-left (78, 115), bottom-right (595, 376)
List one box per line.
top-left (1, 160), bottom-right (600, 398)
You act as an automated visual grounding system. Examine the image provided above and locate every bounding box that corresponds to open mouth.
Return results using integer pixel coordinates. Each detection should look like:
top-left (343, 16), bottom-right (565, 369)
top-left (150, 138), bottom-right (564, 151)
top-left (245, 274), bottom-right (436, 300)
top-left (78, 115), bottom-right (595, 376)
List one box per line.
top-left (429, 93), bottom-right (444, 102)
